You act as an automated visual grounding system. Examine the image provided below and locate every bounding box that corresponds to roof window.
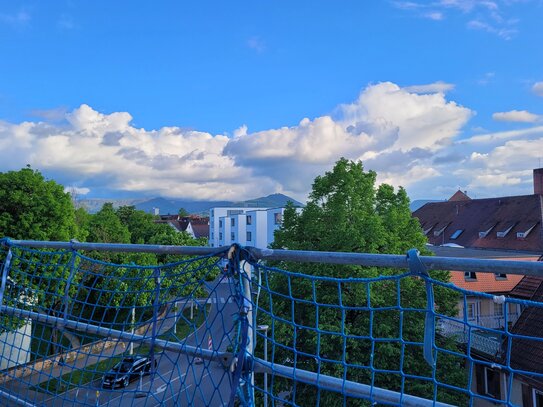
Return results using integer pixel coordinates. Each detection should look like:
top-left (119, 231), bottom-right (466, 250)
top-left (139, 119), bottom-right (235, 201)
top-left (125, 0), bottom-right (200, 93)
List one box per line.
top-left (450, 229), bottom-right (463, 240)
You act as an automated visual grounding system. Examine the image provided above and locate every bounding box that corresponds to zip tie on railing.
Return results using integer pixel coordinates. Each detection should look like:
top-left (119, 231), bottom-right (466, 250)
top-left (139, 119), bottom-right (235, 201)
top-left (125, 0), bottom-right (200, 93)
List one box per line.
top-left (406, 249), bottom-right (435, 367)
top-left (493, 295), bottom-right (506, 304)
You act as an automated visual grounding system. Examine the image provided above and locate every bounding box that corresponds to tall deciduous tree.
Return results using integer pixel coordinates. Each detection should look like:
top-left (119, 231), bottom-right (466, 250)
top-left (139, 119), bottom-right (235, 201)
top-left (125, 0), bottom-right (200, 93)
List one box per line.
top-left (269, 158), bottom-right (464, 405)
top-left (0, 167), bottom-right (77, 240)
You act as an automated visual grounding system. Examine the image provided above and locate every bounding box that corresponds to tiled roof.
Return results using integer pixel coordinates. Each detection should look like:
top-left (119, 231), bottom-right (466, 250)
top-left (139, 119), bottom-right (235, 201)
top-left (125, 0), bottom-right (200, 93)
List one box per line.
top-left (448, 190), bottom-right (471, 201)
top-left (191, 223), bottom-right (209, 239)
top-left (509, 275), bottom-right (543, 299)
top-left (510, 279), bottom-right (543, 374)
top-left (413, 194), bottom-right (543, 252)
top-left (449, 271), bottom-right (524, 293)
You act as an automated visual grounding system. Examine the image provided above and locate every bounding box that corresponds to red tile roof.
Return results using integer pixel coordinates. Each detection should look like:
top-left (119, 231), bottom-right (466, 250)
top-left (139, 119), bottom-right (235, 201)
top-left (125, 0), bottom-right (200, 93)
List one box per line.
top-left (448, 190), bottom-right (471, 201)
top-left (413, 194), bottom-right (543, 252)
top-left (448, 257), bottom-right (538, 293)
top-left (450, 271), bottom-right (524, 293)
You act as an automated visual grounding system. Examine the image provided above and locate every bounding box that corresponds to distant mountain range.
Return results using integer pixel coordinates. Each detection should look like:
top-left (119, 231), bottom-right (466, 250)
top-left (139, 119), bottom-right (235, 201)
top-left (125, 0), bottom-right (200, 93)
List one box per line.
top-left (78, 193), bottom-right (304, 214)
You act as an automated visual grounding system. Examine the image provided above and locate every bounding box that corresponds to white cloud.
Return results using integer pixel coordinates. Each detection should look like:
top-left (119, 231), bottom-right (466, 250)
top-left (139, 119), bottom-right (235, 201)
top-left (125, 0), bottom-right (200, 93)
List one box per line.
top-left (403, 81), bottom-right (455, 94)
top-left (424, 11), bottom-right (445, 20)
top-left (247, 37), bottom-right (265, 53)
top-left (64, 186), bottom-right (90, 195)
top-left (3, 82), bottom-right (543, 202)
top-left (533, 82), bottom-right (543, 97)
top-left (0, 10), bottom-right (30, 26)
top-left (393, 0), bottom-right (524, 39)
top-left (492, 110), bottom-right (541, 123)
top-left (463, 125), bottom-right (543, 144)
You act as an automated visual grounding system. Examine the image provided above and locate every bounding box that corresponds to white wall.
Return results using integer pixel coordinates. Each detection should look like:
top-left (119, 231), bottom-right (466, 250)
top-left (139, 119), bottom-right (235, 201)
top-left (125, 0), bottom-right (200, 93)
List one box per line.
top-left (0, 320), bottom-right (32, 370)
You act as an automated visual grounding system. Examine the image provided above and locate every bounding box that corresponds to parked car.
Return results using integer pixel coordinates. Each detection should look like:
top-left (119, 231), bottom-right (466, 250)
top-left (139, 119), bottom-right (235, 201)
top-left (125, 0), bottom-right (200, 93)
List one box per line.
top-left (102, 356), bottom-right (157, 389)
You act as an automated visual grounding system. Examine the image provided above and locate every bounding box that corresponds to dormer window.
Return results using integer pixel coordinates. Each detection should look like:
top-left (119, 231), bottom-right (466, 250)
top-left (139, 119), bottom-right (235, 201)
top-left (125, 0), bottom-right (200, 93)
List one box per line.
top-left (496, 221), bottom-right (516, 238)
top-left (433, 223), bottom-right (449, 237)
top-left (464, 271), bottom-right (477, 281)
top-left (450, 229), bottom-right (463, 240)
top-left (495, 273), bottom-right (507, 280)
top-left (479, 222), bottom-right (497, 238)
top-left (516, 222), bottom-right (538, 240)
top-left (423, 223), bottom-right (436, 235)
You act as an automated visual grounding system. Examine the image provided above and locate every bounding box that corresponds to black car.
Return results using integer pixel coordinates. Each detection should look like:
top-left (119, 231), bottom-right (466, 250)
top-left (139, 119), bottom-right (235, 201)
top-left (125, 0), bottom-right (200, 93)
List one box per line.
top-left (102, 356), bottom-right (157, 389)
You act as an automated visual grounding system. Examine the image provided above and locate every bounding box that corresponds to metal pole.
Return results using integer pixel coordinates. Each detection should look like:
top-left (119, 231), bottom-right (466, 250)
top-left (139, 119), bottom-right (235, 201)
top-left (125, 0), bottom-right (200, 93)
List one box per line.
top-left (9, 240), bottom-right (543, 276)
top-left (174, 301), bottom-right (178, 334)
top-left (263, 327), bottom-right (268, 407)
top-left (130, 306), bottom-right (135, 355)
top-left (257, 324), bottom-right (269, 407)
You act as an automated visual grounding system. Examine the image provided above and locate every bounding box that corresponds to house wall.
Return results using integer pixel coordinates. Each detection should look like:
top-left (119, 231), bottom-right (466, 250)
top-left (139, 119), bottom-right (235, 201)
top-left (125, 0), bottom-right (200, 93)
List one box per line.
top-left (266, 208), bottom-right (284, 247)
top-left (0, 320), bottom-right (32, 370)
top-left (209, 207), bottom-right (248, 247)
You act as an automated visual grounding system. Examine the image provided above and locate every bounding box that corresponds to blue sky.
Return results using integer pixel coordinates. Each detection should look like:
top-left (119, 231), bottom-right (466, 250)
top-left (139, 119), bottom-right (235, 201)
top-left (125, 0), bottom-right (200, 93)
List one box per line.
top-left (1, 1), bottom-right (543, 202)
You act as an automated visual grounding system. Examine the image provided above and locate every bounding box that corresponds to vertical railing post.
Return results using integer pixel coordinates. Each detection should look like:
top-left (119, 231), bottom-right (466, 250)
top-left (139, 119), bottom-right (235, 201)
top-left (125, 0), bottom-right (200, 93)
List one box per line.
top-left (406, 249), bottom-right (435, 367)
top-left (0, 248), bottom-right (13, 306)
top-left (62, 243), bottom-right (79, 323)
top-left (150, 267), bottom-right (161, 375)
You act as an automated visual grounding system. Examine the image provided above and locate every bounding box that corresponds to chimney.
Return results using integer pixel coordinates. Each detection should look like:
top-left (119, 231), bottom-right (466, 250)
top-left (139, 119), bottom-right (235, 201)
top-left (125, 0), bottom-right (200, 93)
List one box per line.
top-left (534, 168), bottom-right (543, 195)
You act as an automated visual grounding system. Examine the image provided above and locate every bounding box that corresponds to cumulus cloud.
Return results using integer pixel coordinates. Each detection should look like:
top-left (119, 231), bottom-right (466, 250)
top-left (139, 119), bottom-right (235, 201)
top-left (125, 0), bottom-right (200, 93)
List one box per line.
top-left (492, 110), bottom-right (541, 123)
top-left (533, 82), bottom-right (543, 97)
top-left (4, 81), bottom-right (542, 202)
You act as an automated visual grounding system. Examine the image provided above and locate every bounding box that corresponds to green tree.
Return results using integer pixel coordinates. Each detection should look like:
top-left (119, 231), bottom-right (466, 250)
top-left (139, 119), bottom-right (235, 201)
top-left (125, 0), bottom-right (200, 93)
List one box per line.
top-left (87, 203), bottom-right (131, 244)
top-left (116, 205), bottom-right (158, 244)
top-left (178, 207), bottom-right (189, 217)
top-left (269, 158), bottom-right (464, 405)
top-left (0, 167), bottom-right (77, 240)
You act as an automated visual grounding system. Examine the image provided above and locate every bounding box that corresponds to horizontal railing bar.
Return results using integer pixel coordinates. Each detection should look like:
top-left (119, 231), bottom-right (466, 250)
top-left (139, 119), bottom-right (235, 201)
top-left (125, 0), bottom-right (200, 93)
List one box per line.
top-left (8, 240), bottom-right (227, 256)
top-left (250, 247), bottom-right (543, 276)
top-left (0, 389), bottom-right (36, 407)
top-left (0, 305), bottom-right (225, 363)
top-left (252, 357), bottom-right (455, 407)
top-left (6, 240), bottom-right (543, 275)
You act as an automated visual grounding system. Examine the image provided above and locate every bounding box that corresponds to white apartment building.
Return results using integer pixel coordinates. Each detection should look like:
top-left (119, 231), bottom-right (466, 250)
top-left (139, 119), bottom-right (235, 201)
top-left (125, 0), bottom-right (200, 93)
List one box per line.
top-left (209, 207), bottom-right (293, 249)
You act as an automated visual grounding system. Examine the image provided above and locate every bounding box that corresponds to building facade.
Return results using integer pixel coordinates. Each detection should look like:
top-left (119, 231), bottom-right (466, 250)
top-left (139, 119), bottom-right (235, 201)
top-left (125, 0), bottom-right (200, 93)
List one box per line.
top-left (209, 207), bottom-right (294, 249)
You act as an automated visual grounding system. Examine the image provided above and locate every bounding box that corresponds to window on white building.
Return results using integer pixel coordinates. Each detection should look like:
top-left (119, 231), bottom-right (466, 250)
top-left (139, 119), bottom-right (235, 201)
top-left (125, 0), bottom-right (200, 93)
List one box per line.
top-left (467, 302), bottom-right (477, 320)
top-left (246, 215), bottom-right (252, 225)
top-left (231, 232), bottom-right (235, 241)
top-left (219, 232), bottom-right (223, 240)
top-left (219, 220), bottom-right (223, 228)
top-left (494, 302), bottom-right (504, 317)
top-left (274, 212), bottom-right (282, 225)
top-left (231, 218), bottom-right (235, 227)
top-left (247, 231), bottom-right (252, 241)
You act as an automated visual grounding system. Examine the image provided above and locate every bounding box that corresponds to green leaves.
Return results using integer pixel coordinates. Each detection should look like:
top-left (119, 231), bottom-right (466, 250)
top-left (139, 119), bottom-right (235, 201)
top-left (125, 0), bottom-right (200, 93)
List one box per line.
top-left (0, 167), bottom-right (77, 241)
top-left (267, 158), bottom-right (465, 405)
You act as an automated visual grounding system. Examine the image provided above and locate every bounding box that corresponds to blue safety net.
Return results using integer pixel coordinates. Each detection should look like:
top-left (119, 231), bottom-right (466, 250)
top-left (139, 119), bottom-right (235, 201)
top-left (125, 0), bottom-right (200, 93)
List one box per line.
top-left (1, 240), bottom-right (543, 406)
top-left (0, 239), bottom-right (252, 407)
